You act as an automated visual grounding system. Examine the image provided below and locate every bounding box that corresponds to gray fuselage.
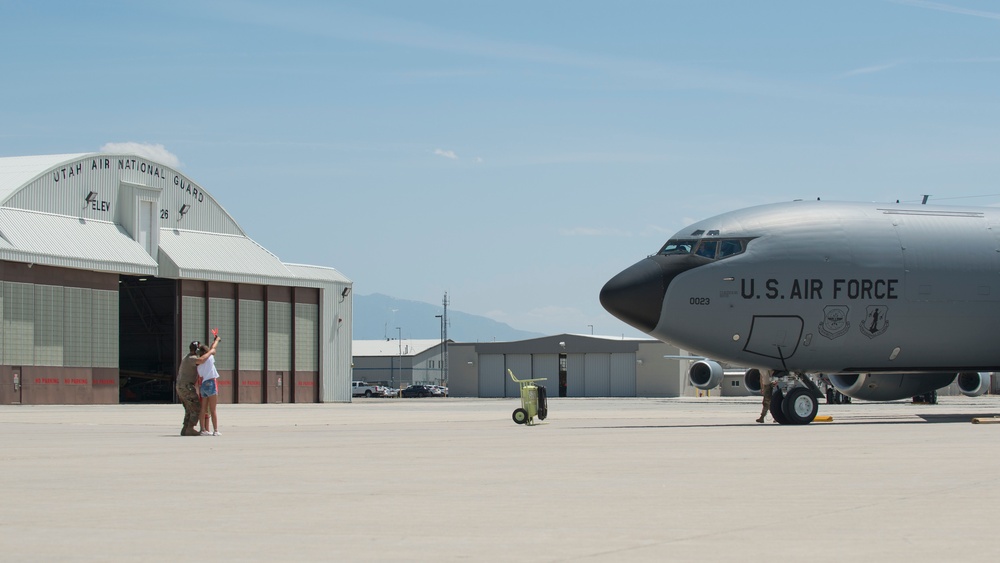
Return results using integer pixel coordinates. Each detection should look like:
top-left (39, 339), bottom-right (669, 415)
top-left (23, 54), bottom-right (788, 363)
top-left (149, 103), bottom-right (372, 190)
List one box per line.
top-left (600, 200), bottom-right (1000, 374)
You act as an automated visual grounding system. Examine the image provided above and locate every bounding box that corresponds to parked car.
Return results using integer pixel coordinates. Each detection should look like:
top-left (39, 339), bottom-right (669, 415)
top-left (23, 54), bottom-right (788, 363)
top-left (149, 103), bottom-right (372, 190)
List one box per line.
top-left (401, 385), bottom-right (439, 398)
top-left (352, 381), bottom-right (383, 398)
top-left (430, 385), bottom-right (448, 397)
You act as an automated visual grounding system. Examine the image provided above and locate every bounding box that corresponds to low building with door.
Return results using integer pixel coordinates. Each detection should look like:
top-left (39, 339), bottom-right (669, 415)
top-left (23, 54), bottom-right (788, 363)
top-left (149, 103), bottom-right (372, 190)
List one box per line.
top-left (447, 334), bottom-right (699, 398)
top-left (352, 339), bottom-right (449, 389)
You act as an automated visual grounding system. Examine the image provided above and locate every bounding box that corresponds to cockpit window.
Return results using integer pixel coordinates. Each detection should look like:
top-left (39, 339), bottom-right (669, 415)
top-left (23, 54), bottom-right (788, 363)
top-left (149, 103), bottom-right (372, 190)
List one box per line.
top-left (717, 239), bottom-right (743, 258)
top-left (659, 238), bottom-right (747, 260)
top-left (695, 241), bottom-right (718, 259)
top-left (658, 240), bottom-right (696, 255)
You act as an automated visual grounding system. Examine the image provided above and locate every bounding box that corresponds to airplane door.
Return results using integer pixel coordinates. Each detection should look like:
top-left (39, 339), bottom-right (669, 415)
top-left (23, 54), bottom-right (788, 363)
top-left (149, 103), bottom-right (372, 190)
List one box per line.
top-left (743, 316), bottom-right (803, 361)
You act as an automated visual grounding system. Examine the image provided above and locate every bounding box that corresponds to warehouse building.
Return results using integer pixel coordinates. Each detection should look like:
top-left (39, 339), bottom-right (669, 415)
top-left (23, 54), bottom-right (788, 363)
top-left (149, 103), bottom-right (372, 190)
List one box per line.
top-left (0, 153), bottom-right (352, 405)
top-left (352, 339), bottom-right (449, 389)
top-left (447, 334), bottom-right (699, 398)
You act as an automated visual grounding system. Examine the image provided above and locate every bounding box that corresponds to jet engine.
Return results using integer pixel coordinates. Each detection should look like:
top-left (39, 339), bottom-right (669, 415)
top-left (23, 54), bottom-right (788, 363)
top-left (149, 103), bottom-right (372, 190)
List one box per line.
top-left (956, 372), bottom-right (991, 397)
top-left (743, 368), bottom-right (762, 395)
top-left (689, 360), bottom-right (724, 390)
top-left (827, 372), bottom-right (957, 402)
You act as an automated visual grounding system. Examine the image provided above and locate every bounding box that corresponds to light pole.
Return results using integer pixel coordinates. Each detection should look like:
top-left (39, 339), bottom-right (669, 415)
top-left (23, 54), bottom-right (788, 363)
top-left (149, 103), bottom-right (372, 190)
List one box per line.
top-left (588, 324), bottom-right (594, 335)
top-left (435, 315), bottom-right (444, 385)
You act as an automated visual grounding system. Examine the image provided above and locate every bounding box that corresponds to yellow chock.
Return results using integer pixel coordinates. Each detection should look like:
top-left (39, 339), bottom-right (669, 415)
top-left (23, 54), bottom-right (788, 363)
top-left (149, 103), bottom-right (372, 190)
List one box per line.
top-left (813, 415), bottom-right (834, 423)
top-left (971, 417), bottom-right (1000, 424)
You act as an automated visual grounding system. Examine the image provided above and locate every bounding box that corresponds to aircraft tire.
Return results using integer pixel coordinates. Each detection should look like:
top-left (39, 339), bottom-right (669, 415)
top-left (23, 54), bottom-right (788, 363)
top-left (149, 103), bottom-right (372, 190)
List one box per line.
top-left (769, 389), bottom-right (790, 425)
top-left (782, 387), bottom-right (819, 425)
top-left (512, 408), bottom-right (528, 424)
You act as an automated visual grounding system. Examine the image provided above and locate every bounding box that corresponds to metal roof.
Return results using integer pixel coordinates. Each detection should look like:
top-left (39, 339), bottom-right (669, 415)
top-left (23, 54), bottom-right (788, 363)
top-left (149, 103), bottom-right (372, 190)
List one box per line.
top-left (283, 263), bottom-right (351, 284)
top-left (0, 153), bottom-right (350, 286)
top-left (0, 208), bottom-right (157, 275)
top-left (353, 339), bottom-right (445, 357)
top-left (0, 154), bottom-right (88, 203)
top-left (157, 228), bottom-right (298, 284)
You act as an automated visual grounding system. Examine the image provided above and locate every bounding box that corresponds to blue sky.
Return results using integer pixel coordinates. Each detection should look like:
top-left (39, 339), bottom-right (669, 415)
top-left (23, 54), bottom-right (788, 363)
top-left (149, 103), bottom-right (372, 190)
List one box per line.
top-left (3, 0), bottom-right (1000, 337)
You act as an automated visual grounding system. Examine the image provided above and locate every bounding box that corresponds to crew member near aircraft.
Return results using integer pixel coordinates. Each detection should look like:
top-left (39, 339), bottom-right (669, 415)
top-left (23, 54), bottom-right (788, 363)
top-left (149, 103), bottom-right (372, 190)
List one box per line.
top-left (176, 341), bottom-right (204, 436)
top-left (756, 370), bottom-right (776, 424)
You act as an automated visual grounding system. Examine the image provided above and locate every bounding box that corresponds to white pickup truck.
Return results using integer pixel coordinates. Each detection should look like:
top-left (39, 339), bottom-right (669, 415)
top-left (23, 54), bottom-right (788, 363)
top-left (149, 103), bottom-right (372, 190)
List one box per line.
top-left (352, 381), bottom-right (383, 398)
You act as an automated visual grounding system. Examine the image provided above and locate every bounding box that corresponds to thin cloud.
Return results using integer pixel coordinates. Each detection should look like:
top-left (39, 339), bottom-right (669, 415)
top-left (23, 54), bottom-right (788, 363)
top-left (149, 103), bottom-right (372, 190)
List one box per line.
top-left (186, 2), bottom-right (789, 98)
top-left (840, 57), bottom-right (1000, 78)
top-left (840, 62), bottom-right (900, 78)
top-left (434, 148), bottom-right (458, 160)
top-left (100, 142), bottom-right (182, 168)
top-left (889, 0), bottom-right (1000, 21)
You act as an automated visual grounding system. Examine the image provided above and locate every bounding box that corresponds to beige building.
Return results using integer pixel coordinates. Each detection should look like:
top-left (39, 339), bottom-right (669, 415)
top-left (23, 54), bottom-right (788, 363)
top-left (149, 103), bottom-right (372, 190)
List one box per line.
top-left (447, 334), bottom-right (699, 398)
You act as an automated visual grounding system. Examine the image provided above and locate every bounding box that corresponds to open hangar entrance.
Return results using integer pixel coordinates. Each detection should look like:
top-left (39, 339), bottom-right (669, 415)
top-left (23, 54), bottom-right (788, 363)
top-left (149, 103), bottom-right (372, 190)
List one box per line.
top-left (118, 275), bottom-right (177, 403)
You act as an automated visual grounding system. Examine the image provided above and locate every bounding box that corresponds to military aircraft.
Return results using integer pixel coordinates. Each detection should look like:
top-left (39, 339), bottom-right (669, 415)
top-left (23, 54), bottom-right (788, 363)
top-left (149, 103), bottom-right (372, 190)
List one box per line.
top-left (600, 200), bottom-right (993, 424)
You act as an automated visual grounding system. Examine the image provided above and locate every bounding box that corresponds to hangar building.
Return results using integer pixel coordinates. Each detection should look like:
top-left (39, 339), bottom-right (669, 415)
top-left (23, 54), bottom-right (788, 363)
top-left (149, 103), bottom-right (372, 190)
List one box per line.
top-left (0, 153), bottom-right (352, 405)
top-left (447, 334), bottom-right (699, 398)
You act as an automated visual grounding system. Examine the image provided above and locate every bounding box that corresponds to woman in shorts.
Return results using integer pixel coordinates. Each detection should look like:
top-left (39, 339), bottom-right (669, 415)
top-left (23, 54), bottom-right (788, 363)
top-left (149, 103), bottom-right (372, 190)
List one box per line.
top-left (196, 333), bottom-right (222, 436)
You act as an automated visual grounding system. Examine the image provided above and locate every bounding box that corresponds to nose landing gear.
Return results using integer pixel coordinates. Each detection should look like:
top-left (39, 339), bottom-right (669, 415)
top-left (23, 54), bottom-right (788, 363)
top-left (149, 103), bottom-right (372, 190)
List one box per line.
top-left (769, 373), bottom-right (822, 425)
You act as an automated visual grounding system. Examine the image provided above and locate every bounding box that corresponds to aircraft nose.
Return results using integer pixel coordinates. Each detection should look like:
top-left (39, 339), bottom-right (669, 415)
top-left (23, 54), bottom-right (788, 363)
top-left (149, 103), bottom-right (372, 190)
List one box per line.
top-left (600, 258), bottom-right (668, 333)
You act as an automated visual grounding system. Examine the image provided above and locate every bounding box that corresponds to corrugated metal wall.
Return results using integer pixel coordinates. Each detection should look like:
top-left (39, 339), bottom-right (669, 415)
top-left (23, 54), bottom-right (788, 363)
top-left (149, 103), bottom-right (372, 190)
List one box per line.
top-left (610, 352), bottom-right (637, 397)
top-left (478, 354), bottom-right (505, 398)
top-left (532, 354), bottom-right (558, 394)
top-left (567, 354), bottom-right (585, 397)
top-left (505, 354), bottom-right (531, 398)
top-left (585, 354), bottom-right (611, 396)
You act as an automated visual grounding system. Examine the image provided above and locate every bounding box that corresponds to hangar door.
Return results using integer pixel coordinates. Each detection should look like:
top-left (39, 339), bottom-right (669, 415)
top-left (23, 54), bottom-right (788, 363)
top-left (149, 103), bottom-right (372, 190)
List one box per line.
top-left (505, 354), bottom-right (531, 397)
top-left (478, 354), bottom-right (505, 398)
top-left (581, 353), bottom-right (637, 397)
top-left (532, 354), bottom-right (558, 393)
top-left (610, 352), bottom-right (637, 397)
top-left (585, 354), bottom-right (611, 396)
top-left (567, 354), bottom-right (585, 397)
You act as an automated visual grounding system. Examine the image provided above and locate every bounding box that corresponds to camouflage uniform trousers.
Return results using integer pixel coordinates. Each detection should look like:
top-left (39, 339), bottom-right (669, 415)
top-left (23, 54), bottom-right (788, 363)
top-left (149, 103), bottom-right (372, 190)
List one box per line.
top-left (176, 383), bottom-right (202, 436)
top-left (760, 387), bottom-right (771, 418)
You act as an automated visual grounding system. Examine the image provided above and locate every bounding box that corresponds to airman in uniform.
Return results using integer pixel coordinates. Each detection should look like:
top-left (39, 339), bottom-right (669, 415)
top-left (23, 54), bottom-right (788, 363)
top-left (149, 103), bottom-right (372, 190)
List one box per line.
top-left (176, 341), bottom-right (203, 436)
top-left (756, 369), bottom-right (775, 424)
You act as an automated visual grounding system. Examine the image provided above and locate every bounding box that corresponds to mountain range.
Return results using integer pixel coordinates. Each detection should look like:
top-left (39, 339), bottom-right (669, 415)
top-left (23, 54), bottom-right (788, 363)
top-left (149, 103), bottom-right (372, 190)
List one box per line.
top-left (352, 293), bottom-right (544, 342)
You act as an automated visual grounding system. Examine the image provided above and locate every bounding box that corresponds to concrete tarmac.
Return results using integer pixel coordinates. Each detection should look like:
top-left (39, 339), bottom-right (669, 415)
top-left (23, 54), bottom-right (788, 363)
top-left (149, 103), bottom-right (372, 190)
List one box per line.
top-left (2, 396), bottom-right (1000, 562)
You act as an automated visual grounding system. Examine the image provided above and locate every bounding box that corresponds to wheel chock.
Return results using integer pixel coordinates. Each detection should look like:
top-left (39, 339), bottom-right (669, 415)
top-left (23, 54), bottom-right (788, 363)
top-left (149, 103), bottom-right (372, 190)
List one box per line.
top-left (813, 415), bottom-right (834, 422)
top-left (972, 417), bottom-right (1000, 424)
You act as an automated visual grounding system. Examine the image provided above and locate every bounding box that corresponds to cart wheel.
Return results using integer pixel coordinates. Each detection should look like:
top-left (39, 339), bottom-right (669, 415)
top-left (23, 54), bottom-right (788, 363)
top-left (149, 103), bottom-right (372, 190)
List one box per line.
top-left (512, 408), bottom-right (528, 424)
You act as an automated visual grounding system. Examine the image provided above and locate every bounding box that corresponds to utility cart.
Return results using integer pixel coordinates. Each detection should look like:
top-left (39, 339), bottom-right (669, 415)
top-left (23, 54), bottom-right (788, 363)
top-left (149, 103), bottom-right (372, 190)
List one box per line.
top-left (508, 369), bottom-right (548, 425)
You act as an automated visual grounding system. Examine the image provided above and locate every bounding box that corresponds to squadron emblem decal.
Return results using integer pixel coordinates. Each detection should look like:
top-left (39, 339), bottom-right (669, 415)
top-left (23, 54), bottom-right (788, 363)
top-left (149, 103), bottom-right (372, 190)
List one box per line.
top-left (860, 305), bottom-right (889, 339)
top-left (818, 305), bottom-right (850, 339)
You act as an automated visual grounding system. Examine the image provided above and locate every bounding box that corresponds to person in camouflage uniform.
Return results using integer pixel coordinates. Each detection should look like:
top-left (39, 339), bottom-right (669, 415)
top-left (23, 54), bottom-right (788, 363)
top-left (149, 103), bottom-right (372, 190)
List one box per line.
top-left (176, 341), bottom-right (203, 436)
top-left (756, 369), bottom-right (775, 424)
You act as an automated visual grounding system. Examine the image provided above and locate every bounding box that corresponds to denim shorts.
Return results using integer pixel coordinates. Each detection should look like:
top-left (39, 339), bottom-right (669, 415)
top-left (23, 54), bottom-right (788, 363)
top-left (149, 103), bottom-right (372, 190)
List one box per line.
top-left (200, 379), bottom-right (218, 397)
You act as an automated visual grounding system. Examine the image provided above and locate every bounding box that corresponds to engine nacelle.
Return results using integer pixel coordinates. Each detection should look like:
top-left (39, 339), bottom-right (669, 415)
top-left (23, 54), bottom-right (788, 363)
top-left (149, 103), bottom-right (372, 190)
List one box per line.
top-left (743, 368), bottom-right (762, 395)
top-left (827, 372), bottom-right (956, 402)
top-left (689, 360), bottom-right (725, 390)
top-left (956, 372), bottom-right (991, 397)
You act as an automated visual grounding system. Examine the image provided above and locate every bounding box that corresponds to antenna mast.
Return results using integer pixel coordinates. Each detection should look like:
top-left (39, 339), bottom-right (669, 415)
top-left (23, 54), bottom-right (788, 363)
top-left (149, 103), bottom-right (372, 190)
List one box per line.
top-left (442, 292), bottom-right (449, 385)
